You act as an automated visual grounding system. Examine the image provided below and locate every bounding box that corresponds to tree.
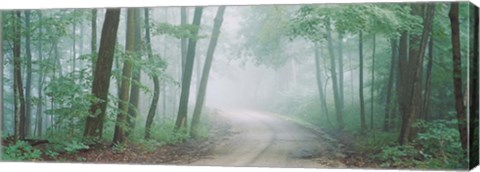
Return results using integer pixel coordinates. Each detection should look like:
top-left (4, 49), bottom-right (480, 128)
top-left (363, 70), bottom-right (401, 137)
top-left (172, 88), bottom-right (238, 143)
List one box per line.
top-left (144, 8), bottom-right (161, 140)
top-left (314, 42), bottom-right (329, 122)
top-left (24, 11), bottom-right (33, 137)
top-left (83, 9), bottom-right (121, 140)
top-left (397, 4), bottom-right (434, 144)
top-left (190, 6), bottom-right (226, 138)
top-left (174, 7), bottom-right (204, 130)
top-left (0, 12), bottom-right (3, 133)
top-left (13, 11), bottom-right (26, 141)
top-left (126, 8), bottom-right (142, 137)
top-left (325, 18), bottom-right (345, 130)
top-left (358, 30), bottom-right (367, 134)
top-left (370, 34), bottom-right (376, 130)
top-left (35, 11), bottom-right (45, 137)
top-left (91, 9), bottom-right (97, 71)
top-left (113, 8), bottom-right (138, 145)
top-left (383, 38), bottom-right (397, 132)
top-left (449, 2), bottom-right (467, 151)
top-left (469, 4), bottom-right (479, 167)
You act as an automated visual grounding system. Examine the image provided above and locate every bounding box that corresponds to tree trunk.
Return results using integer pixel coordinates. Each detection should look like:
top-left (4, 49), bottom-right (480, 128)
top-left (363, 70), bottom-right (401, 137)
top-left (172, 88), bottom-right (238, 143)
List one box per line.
top-left (144, 8), bottom-right (161, 140)
top-left (469, 5), bottom-right (479, 166)
top-left (359, 31), bottom-right (366, 134)
top-left (175, 7), bottom-right (204, 130)
top-left (314, 42), bottom-right (329, 123)
top-left (72, 10), bottom-right (77, 78)
top-left (35, 11), bottom-right (44, 137)
top-left (13, 11), bottom-right (26, 141)
top-left (398, 4), bottom-right (434, 144)
top-left (190, 6), bottom-right (226, 138)
top-left (337, 34), bottom-right (344, 110)
top-left (91, 9), bottom-right (97, 72)
top-left (325, 18), bottom-right (344, 130)
top-left (25, 11), bottom-right (33, 137)
top-left (126, 8), bottom-right (142, 137)
top-left (449, 2), bottom-right (467, 151)
top-left (83, 9), bottom-right (121, 140)
top-left (423, 35), bottom-right (434, 121)
top-left (0, 12), bottom-right (3, 133)
top-left (113, 8), bottom-right (137, 145)
top-left (383, 38), bottom-right (397, 132)
top-left (180, 7), bottom-right (188, 75)
top-left (370, 34), bottom-right (376, 130)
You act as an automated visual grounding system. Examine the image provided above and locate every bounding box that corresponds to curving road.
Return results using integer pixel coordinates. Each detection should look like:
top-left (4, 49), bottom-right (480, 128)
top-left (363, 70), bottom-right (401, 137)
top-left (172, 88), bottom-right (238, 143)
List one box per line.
top-left (190, 109), bottom-right (346, 168)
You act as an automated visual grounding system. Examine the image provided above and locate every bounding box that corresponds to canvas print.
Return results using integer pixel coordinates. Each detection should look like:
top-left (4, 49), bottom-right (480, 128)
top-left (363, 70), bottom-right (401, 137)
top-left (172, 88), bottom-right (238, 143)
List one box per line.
top-left (0, 1), bottom-right (479, 171)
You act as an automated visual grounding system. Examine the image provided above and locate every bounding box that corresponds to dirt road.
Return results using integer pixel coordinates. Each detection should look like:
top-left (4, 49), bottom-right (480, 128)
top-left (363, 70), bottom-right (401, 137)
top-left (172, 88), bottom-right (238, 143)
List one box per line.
top-left (190, 109), bottom-right (346, 168)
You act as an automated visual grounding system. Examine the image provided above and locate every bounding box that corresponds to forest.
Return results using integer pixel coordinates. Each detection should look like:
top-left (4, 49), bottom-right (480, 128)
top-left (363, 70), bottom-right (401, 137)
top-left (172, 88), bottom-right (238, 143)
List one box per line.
top-left (0, 2), bottom-right (478, 170)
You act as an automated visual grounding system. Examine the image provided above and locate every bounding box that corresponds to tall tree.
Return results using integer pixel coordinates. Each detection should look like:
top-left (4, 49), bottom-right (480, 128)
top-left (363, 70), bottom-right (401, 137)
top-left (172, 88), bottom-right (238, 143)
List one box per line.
top-left (24, 11), bottom-right (33, 137)
top-left (449, 2), bottom-right (467, 151)
top-left (35, 11), bottom-right (45, 137)
top-left (126, 8), bottom-right (142, 137)
top-left (144, 8), bottom-right (161, 140)
top-left (175, 7), bottom-right (204, 130)
top-left (180, 7), bottom-right (188, 74)
top-left (370, 34), bottom-right (376, 130)
top-left (337, 34), bottom-right (344, 110)
top-left (325, 18), bottom-right (344, 130)
top-left (397, 4), bottom-right (434, 144)
top-left (469, 4), bottom-right (479, 167)
top-left (190, 6), bottom-right (226, 138)
top-left (423, 35), bottom-right (434, 121)
top-left (314, 42), bottom-right (329, 122)
top-left (113, 8), bottom-right (138, 145)
top-left (83, 9), bottom-right (121, 140)
top-left (383, 38), bottom-right (397, 132)
top-left (358, 30), bottom-right (367, 134)
top-left (0, 12), bottom-right (3, 133)
top-left (12, 11), bottom-right (26, 140)
top-left (91, 9), bottom-right (97, 71)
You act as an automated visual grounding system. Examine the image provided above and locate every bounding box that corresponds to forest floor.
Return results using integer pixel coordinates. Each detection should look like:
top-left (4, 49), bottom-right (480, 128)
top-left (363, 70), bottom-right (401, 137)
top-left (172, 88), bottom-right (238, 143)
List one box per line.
top-left (5, 109), bottom-right (376, 168)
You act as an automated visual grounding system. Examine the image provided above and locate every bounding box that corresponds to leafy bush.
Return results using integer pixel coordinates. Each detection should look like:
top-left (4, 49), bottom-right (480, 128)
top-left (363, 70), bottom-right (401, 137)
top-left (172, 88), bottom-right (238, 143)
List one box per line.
top-left (63, 140), bottom-right (89, 154)
top-left (377, 145), bottom-right (420, 168)
top-left (2, 141), bottom-right (42, 161)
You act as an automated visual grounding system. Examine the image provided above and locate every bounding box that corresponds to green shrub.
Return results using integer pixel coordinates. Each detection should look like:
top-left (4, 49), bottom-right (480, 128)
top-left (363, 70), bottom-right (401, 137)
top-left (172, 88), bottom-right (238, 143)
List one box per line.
top-left (2, 141), bottom-right (42, 161)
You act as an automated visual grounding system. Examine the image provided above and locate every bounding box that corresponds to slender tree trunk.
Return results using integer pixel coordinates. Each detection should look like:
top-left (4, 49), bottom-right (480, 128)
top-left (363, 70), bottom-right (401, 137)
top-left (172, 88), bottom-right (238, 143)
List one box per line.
top-left (144, 8), bottom-right (161, 140)
top-left (180, 7), bottom-right (188, 75)
top-left (83, 9), bottom-right (121, 140)
top-left (0, 12), bottom-right (3, 135)
top-left (113, 8), bottom-right (137, 145)
top-left (25, 11), bottom-right (33, 137)
top-left (398, 4), bottom-right (434, 144)
top-left (191, 6), bottom-right (226, 138)
top-left (314, 43), bottom-right (329, 122)
top-left (35, 12), bottom-right (44, 137)
top-left (175, 7), bottom-right (204, 130)
top-left (423, 35), bottom-right (434, 121)
top-left (126, 8), bottom-right (142, 137)
top-left (13, 11), bottom-right (26, 140)
top-left (72, 10), bottom-right (77, 78)
top-left (383, 38), bottom-right (397, 132)
top-left (337, 34), bottom-right (344, 110)
top-left (91, 9), bottom-right (97, 72)
top-left (449, 2), bottom-right (467, 151)
top-left (370, 34), bottom-right (376, 130)
top-left (469, 5), bottom-right (479, 167)
top-left (359, 31), bottom-right (366, 134)
top-left (325, 18), bottom-right (344, 130)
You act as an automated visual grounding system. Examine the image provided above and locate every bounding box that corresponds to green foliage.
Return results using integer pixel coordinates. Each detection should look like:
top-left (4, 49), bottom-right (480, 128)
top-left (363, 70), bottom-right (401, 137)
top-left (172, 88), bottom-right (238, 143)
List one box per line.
top-left (2, 141), bottom-right (42, 161)
top-left (377, 145), bottom-right (420, 168)
top-left (112, 142), bottom-right (127, 154)
top-left (63, 140), bottom-right (89, 154)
